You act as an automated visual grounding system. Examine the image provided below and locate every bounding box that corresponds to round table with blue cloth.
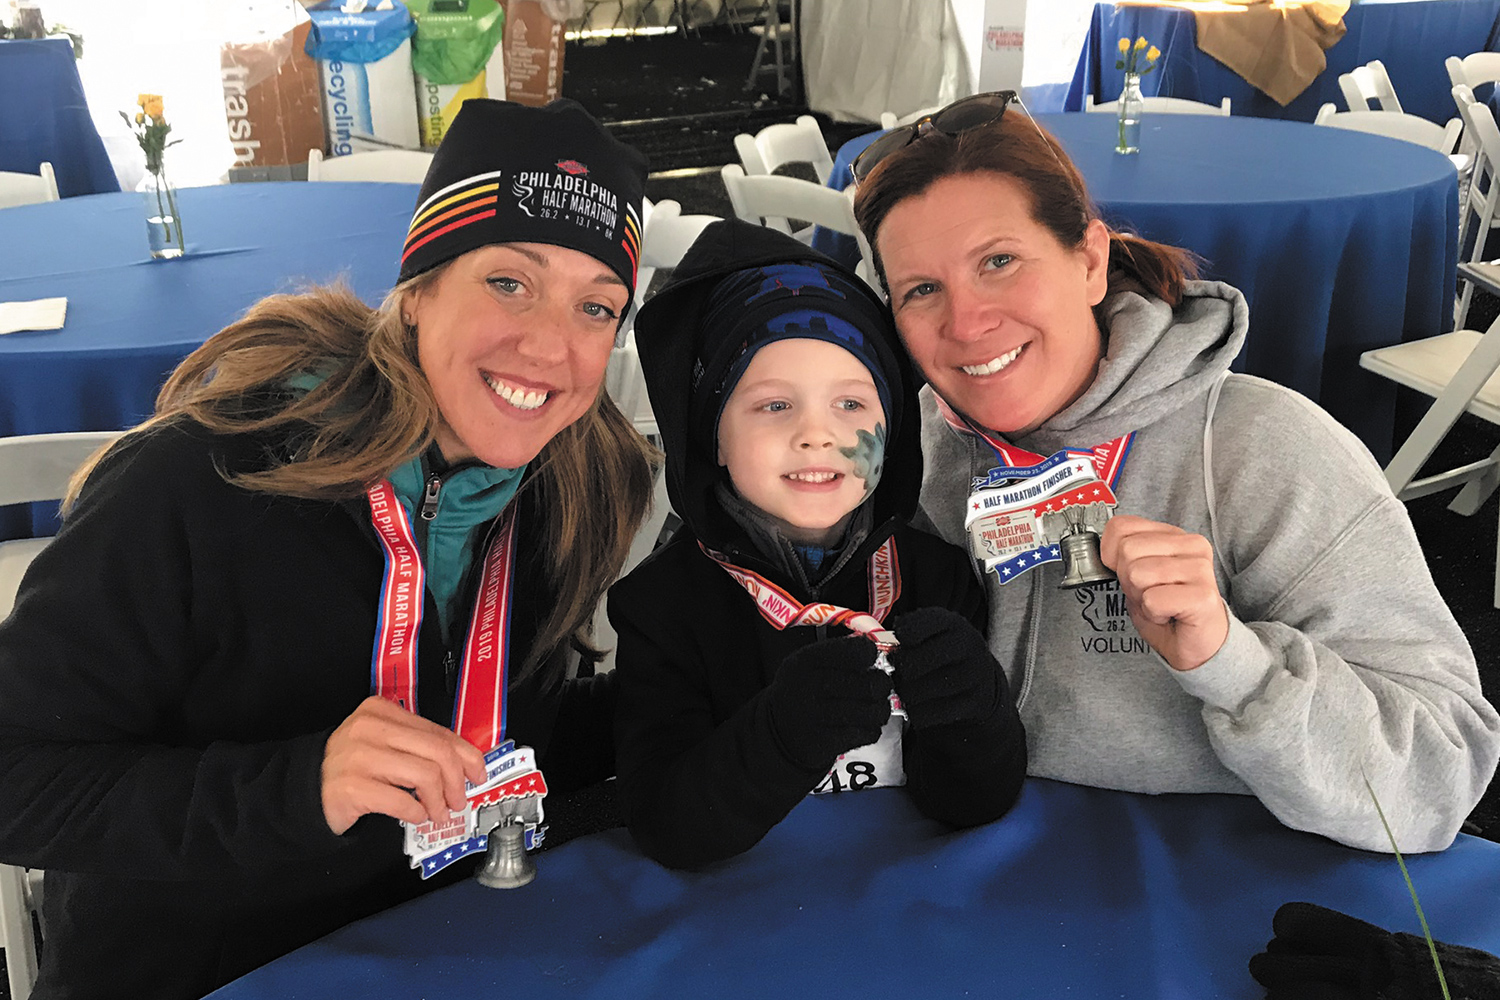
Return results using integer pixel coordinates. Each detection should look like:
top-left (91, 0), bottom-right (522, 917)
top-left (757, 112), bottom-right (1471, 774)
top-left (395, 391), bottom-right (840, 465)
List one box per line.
top-left (204, 779), bottom-right (1500, 999)
top-left (0, 181), bottom-right (416, 539)
top-left (0, 37), bottom-right (119, 198)
top-left (1066, 0), bottom-right (1500, 124)
top-left (815, 112), bottom-right (1458, 462)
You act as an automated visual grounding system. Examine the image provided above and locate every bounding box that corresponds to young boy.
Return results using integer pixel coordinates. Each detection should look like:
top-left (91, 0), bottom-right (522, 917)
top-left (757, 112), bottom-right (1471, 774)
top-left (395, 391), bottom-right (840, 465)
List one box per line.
top-left (609, 219), bottom-right (1026, 870)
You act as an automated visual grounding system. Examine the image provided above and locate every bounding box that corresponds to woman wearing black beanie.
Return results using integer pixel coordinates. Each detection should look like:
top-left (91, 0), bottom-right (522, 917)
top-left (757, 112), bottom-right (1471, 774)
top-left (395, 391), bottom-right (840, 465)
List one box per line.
top-left (0, 99), bottom-right (654, 1000)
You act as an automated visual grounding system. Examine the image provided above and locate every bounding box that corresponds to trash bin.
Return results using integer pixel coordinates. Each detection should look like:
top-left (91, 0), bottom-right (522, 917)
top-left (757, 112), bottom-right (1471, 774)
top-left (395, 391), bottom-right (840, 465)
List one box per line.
top-left (408, 0), bottom-right (506, 148)
top-left (305, 0), bottom-right (421, 156)
top-left (501, 0), bottom-right (568, 107)
top-left (221, 2), bottom-right (325, 181)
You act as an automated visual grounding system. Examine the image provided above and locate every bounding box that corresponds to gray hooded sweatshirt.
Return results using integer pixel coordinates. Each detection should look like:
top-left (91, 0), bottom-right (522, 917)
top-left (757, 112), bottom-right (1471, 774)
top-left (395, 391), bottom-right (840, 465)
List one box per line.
top-left (919, 279), bottom-right (1500, 853)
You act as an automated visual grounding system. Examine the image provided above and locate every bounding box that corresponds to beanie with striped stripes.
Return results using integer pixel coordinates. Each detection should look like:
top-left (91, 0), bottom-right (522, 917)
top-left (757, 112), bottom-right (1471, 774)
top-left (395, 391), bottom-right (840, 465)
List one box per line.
top-left (398, 98), bottom-right (648, 299)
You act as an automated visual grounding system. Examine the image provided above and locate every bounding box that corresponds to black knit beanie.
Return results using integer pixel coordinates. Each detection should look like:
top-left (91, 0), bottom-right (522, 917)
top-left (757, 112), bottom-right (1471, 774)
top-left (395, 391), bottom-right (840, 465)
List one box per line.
top-left (398, 98), bottom-right (648, 296)
top-left (693, 261), bottom-right (898, 443)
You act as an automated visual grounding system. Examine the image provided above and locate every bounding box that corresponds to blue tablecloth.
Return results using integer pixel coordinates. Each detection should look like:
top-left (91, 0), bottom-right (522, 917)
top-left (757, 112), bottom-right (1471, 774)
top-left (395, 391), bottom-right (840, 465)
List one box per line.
top-left (1067, 0), bottom-right (1500, 123)
top-left (0, 38), bottom-right (119, 197)
top-left (207, 779), bottom-right (1500, 999)
top-left (0, 181), bottom-right (416, 539)
top-left (816, 113), bottom-right (1458, 461)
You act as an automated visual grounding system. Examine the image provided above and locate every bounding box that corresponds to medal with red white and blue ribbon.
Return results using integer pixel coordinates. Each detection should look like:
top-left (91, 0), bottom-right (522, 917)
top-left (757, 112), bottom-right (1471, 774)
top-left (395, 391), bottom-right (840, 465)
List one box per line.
top-left (366, 480), bottom-right (548, 878)
top-left (936, 397), bottom-right (1135, 584)
top-left (702, 538), bottom-right (909, 789)
top-left (699, 536), bottom-right (901, 646)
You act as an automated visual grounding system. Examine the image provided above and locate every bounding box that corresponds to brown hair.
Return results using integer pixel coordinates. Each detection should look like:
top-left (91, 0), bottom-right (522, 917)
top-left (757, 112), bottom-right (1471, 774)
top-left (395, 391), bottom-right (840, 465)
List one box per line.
top-left (852, 110), bottom-right (1198, 306)
top-left (65, 278), bottom-right (658, 681)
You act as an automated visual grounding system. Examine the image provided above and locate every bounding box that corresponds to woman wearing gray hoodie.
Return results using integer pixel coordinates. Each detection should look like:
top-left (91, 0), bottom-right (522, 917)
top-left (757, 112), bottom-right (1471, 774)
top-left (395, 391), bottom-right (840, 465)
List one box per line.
top-left (849, 92), bottom-right (1500, 854)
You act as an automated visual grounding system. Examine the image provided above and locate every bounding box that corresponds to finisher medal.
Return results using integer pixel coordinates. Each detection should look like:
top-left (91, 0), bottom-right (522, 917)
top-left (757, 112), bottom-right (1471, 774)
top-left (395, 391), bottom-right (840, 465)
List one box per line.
top-left (367, 481), bottom-right (548, 883)
top-left (938, 400), bottom-right (1134, 589)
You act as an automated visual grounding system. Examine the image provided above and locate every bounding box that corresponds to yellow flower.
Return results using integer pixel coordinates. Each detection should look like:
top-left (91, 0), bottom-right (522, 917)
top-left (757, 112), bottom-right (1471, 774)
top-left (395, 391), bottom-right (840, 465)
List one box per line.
top-left (1118, 37), bottom-right (1129, 54)
top-left (1147, 46), bottom-right (1160, 61)
top-left (144, 96), bottom-right (164, 119)
top-left (134, 111), bottom-right (144, 124)
top-left (1134, 36), bottom-right (1148, 51)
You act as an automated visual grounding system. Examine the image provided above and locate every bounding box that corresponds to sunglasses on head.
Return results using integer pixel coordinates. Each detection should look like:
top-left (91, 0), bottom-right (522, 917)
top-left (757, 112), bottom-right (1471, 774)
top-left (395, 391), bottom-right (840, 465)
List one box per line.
top-left (850, 91), bottom-right (1019, 185)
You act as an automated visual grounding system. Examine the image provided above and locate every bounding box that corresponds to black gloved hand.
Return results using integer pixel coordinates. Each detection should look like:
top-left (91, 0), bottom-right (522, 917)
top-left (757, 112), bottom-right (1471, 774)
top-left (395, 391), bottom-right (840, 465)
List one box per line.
top-left (889, 607), bottom-right (1009, 730)
top-left (1248, 901), bottom-right (1500, 1000)
top-left (765, 635), bottom-right (892, 772)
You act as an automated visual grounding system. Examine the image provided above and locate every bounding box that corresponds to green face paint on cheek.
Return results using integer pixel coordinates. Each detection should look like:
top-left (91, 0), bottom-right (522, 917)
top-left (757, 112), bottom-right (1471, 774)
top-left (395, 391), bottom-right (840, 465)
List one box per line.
top-left (839, 422), bottom-right (887, 500)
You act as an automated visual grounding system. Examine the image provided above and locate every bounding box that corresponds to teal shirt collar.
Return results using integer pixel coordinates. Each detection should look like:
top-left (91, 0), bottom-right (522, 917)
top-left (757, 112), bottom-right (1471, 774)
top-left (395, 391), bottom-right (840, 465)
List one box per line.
top-left (388, 449), bottom-right (527, 641)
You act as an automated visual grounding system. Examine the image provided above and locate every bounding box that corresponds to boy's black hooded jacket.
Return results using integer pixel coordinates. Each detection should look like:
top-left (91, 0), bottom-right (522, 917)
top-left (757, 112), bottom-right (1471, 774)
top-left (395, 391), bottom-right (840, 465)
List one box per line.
top-left (609, 220), bottom-right (1026, 871)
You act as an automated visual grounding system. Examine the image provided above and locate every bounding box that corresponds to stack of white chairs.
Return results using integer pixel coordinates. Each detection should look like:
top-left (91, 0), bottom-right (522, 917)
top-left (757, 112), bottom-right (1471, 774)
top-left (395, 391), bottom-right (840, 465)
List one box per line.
top-left (306, 148), bottom-right (434, 183)
top-left (1338, 59), bottom-right (1403, 112)
top-left (1447, 54), bottom-right (1500, 173)
top-left (1357, 88), bottom-right (1500, 607)
top-left (0, 429), bottom-right (121, 1000)
top-left (720, 163), bottom-right (878, 289)
top-left (1084, 94), bottom-right (1231, 116)
top-left (0, 162), bottom-right (59, 210)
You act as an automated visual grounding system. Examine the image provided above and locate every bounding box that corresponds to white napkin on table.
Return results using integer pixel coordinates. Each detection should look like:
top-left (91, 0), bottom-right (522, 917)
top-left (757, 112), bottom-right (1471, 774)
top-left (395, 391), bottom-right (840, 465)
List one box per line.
top-left (0, 297), bottom-right (67, 335)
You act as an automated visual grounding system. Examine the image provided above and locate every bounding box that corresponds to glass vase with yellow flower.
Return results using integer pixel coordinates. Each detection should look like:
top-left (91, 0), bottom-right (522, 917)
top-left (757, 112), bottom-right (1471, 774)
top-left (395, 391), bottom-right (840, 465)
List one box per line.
top-left (122, 94), bottom-right (185, 258)
top-left (1113, 36), bottom-right (1160, 155)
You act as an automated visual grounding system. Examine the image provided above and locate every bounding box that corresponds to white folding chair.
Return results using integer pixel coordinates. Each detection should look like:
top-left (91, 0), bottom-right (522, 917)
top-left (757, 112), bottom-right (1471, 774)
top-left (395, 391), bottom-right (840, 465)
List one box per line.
top-left (1451, 85), bottom-right (1500, 328)
top-left (1313, 104), bottom-right (1463, 155)
top-left (0, 163), bottom-right (59, 210)
top-left (744, 0), bottom-right (798, 96)
top-left (1, 431), bottom-right (122, 620)
top-left (733, 115), bottom-right (834, 186)
top-left (591, 454), bottom-right (674, 673)
top-left (0, 429), bottom-right (120, 999)
top-left (1361, 301), bottom-right (1500, 607)
top-left (878, 104), bottom-right (946, 131)
top-left (607, 200), bottom-right (721, 434)
top-left (1085, 94), bottom-right (1231, 116)
top-left (1339, 59), bottom-right (1403, 113)
top-left (0, 863), bottom-right (37, 1000)
top-left (632, 199), bottom-right (721, 313)
top-left (1447, 52), bottom-right (1500, 94)
top-left (1358, 94), bottom-right (1500, 606)
top-left (306, 148), bottom-right (433, 183)
top-left (720, 164), bottom-right (878, 289)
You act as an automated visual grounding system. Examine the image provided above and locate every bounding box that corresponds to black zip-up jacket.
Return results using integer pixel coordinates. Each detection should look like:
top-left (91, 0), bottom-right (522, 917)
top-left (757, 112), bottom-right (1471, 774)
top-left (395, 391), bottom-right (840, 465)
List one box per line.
top-left (609, 221), bottom-right (1026, 871)
top-left (0, 420), bottom-right (616, 1000)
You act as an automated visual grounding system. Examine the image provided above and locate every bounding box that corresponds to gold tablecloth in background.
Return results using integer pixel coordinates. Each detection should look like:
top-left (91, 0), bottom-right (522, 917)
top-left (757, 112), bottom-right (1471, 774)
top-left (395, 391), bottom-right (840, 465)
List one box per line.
top-left (1120, 1), bottom-right (1350, 105)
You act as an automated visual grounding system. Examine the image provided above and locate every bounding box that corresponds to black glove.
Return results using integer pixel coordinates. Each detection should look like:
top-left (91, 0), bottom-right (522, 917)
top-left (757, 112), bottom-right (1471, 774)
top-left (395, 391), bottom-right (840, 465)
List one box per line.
top-left (1248, 901), bottom-right (1500, 1000)
top-left (765, 635), bottom-right (892, 772)
top-left (889, 607), bottom-right (1008, 730)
